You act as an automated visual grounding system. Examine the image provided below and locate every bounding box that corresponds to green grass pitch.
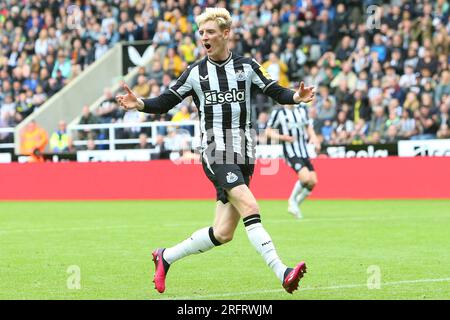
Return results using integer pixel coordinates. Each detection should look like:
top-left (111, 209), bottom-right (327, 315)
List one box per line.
top-left (1, 199), bottom-right (449, 300)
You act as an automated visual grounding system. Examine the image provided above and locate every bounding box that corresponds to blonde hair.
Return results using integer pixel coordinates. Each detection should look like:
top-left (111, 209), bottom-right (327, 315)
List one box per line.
top-left (195, 7), bottom-right (232, 30)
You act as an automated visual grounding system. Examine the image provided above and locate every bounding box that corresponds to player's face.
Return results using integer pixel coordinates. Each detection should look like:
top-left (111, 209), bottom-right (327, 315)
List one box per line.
top-left (199, 20), bottom-right (230, 60)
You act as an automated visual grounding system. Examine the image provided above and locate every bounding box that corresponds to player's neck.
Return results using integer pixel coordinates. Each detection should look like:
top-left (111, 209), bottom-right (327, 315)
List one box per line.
top-left (208, 50), bottom-right (231, 63)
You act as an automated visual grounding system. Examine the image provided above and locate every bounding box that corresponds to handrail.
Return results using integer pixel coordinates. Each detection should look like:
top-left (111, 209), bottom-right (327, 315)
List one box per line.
top-left (68, 120), bottom-right (200, 150)
top-left (0, 127), bottom-right (15, 149)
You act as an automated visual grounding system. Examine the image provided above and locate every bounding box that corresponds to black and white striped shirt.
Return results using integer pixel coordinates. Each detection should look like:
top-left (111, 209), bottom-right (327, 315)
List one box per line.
top-left (267, 104), bottom-right (312, 159)
top-left (142, 52), bottom-right (297, 164)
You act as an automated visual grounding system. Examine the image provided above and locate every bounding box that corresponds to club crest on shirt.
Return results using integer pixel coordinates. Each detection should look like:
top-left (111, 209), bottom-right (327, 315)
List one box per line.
top-left (235, 69), bottom-right (247, 81)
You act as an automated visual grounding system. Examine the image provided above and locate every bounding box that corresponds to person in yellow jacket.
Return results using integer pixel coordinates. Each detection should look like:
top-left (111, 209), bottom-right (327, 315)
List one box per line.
top-left (49, 120), bottom-right (70, 153)
top-left (20, 120), bottom-right (49, 162)
top-left (163, 47), bottom-right (185, 78)
top-left (179, 36), bottom-right (197, 64)
top-left (262, 53), bottom-right (290, 88)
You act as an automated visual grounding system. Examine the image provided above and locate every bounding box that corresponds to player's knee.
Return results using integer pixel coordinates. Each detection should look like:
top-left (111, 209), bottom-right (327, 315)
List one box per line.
top-left (214, 231), bottom-right (233, 243)
top-left (213, 225), bottom-right (234, 243)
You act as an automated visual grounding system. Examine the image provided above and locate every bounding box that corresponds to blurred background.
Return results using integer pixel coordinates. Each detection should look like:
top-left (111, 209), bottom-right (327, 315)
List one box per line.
top-left (0, 0), bottom-right (448, 164)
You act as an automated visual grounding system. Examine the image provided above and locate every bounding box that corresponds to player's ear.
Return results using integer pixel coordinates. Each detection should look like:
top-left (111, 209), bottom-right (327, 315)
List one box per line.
top-left (223, 28), bottom-right (230, 40)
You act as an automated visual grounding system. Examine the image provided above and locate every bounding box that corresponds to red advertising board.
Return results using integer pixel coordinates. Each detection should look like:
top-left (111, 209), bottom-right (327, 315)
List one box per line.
top-left (0, 157), bottom-right (449, 200)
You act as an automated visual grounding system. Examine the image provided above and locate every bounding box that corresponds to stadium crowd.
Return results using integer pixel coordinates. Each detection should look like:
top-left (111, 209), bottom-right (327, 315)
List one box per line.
top-left (1, 0), bottom-right (449, 154)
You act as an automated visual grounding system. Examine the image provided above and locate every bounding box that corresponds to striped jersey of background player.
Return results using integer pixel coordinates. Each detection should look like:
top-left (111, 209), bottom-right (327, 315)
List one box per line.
top-left (116, 7), bottom-right (315, 294)
top-left (266, 103), bottom-right (320, 219)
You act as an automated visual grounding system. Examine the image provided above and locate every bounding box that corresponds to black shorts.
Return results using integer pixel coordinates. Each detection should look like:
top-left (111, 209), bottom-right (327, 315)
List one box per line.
top-left (286, 156), bottom-right (315, 173)
top-left (202, 159), bottom-right (254, 204)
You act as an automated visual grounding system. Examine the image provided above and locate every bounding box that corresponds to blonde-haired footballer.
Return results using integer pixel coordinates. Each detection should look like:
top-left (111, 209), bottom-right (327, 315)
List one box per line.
top-left (116, 7), bottom-right (315, 294)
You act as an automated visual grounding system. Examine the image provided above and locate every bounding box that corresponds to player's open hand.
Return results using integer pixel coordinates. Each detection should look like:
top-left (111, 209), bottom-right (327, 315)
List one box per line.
top-left (294, 82), bottom-right (315, 104)
top-left (115, 83), bottom-right (144, 111)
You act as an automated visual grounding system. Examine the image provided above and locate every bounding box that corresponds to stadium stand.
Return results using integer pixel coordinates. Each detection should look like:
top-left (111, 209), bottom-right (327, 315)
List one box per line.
top-left (0, 0), bottom-right (449, 157)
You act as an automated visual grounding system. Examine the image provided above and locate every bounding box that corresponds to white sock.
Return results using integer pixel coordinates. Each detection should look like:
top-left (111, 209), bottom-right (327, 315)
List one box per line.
top-left (289, 181), bottom-right (302, 203)
top-left (297, 188), bottom-right (311, 204)
top-left (163, 227), bottom-right (221, 264)
top-left (244, 215), bottom-right (287, 282)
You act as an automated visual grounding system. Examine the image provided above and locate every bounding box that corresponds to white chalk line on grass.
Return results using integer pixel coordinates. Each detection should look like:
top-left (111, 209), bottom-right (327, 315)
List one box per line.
top-left (162, 277), bottom-right (450, 300)
top-left (163, 214), bottom-right (450, 227)
top-left (1, 214), bottom-right (449, 234)
top-left (0, 225), bottom-right (135, 235)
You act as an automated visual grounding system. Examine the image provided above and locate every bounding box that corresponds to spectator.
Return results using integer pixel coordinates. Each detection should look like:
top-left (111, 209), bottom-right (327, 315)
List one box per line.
top-left (335, 36), bottom-right (353, 62)
top-left (317, 98), bottom-right (337, 128)
top-left (330, 60), bottom-right (358, 92)
top-left (147, 60), bottom-right (165, 86)
top-left (399, 65), bottom-right (418, 88)
top-left (398, 108), bottom-right (417, 139)
top-left (321, 119), bottom-right (333, 144)
top-left (49, 120), bottom-right (70, 153)
top-left (97, 88), bottom-right (121, 123)
top-left (416, 49), bottom-right (438, 76)
top-left (171, 105), bottom-right (191, 123)
top-left (262, 53), bottom-right (289, 88)
top-left (348, 90), bottom-right (371, 123)
top-left (78, 105), bottom-right (100, 140)
top-left (349, 119), bottom-right (368, 145)
top-left (179, 36), bottom-right (197, 64)
top-left (163, 47), bottom-right (185, 78)
top-left (34, 29), bottom-right (50, 57)
top-left (51, 50), bottom-right (72, 80)
top-left (370, 33), bottom-right (388, 63)
top-left (94, 35), bottom-right (109, 61)
top-left (434, 70), bottom-right (450, 107)
top-left (412, 106), bottom-right (439, 140)
top-left (132, 75), bottom-right (151, 98)
top-left (280, 40), bottom-right (307, 82)
top-left (368, 106), bottom-right (387, 138)
top-left (331, 110), bottom-right (354, 145)
top-left (86, 138), bottom-right (97, 151)
top-left (136, 132), bottom-right (150, 149)
top-left (436, 101), bottom-right (450, 139)
top-left (19, 120), bottom-right (48, 162)
top-left (255, 111), bottom-right (269, 144)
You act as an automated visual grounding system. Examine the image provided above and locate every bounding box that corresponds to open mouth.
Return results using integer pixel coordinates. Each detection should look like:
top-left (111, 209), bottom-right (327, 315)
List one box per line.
top-left (204, 43), bottom-right (211, 50)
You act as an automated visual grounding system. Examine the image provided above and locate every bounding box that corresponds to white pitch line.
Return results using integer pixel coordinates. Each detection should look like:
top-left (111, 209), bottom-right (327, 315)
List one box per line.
top-left (162, 277), bottom-right (450, 300)
top-left (162, 214), bottom-right (450, 228)
top-left (1, 214), bottom-right (448, 234)
top-left (0, 225), bottom-right (136, 235)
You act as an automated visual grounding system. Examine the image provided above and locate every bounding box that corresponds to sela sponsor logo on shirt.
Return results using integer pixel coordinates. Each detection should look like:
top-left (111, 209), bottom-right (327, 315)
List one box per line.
top-left (204, 88), bottom-right (246, 106)
top-left (226, 172), bottom-right (239, 184)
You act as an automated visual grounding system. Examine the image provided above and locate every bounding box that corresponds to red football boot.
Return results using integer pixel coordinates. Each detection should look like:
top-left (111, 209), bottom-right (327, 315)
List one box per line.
top-left (152, 248), bottom-right (170, 293)
top-left (282, 261), bottom-right (307, 294)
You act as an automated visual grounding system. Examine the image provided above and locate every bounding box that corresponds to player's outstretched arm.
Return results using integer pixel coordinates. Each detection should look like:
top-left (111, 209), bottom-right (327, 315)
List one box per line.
top-left (115, 83), bottom-right (181, 115)
top-left (293, 82), bottom-right (315, 104)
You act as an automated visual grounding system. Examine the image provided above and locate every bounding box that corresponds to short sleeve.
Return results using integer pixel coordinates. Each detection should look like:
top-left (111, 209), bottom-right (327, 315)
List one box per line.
top-left (169, 66), bottom-right (193, 101)
top-left (250, 59), bottom-right (277, 93)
